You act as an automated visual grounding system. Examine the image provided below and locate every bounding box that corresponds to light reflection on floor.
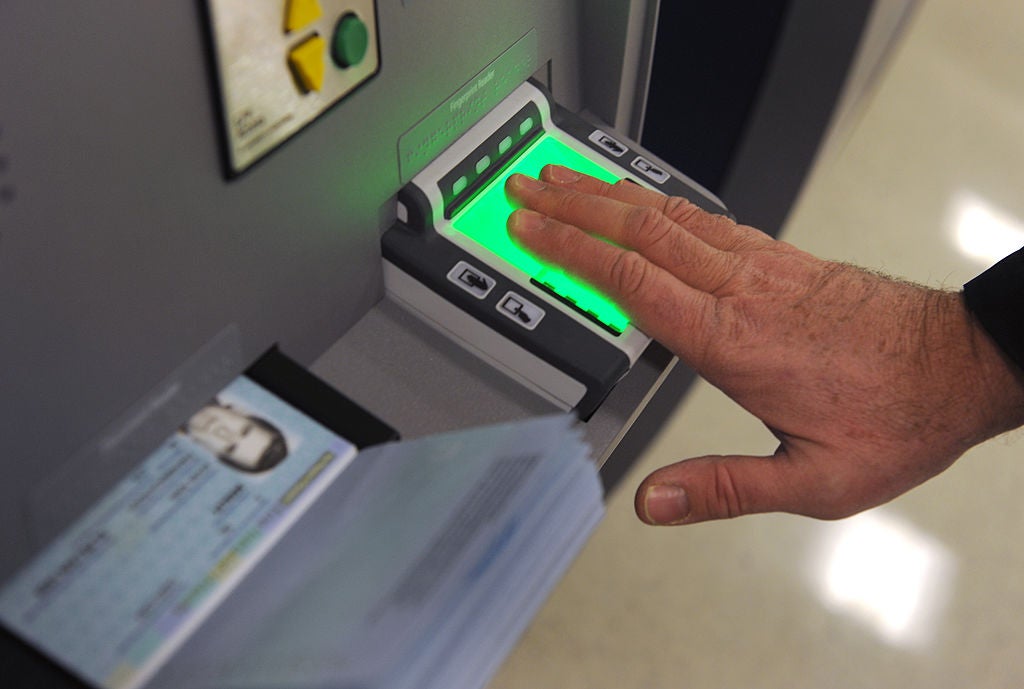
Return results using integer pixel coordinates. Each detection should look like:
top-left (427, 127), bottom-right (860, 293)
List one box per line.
top-left (810, 510), bottom-right (956, 650)
top-left (949, 190), bottom-right (1024, 265)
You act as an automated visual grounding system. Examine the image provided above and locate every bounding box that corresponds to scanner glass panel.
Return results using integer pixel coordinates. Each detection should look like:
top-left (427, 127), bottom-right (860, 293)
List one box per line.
top-left (448, 134), bottom-right (631, 334)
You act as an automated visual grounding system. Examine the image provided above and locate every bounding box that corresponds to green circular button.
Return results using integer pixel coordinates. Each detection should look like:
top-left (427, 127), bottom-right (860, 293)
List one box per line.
top-left (332, 13), bottom-right (369, 68)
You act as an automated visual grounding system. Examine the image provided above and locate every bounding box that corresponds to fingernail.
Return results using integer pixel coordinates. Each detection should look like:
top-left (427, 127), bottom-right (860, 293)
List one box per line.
top-left (545, 165), bottom-right (581, 184)
top-left (508, 209), bottom-right (547, 235)
top-left (508, 174), bottom-right (545, 192)
top-left (643, 485), bottom-right (690, 525)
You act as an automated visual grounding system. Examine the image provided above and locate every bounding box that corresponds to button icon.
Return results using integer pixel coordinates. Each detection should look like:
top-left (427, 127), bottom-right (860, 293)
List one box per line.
top-left (630, 155), bottom-right (670, 184)
top-left (287, 34), bottom-right (326, 93)
top-left (589, 129), bottom-right (628, 157)
top-left (331, 13), bottom-right (369, 68)
top-left (447, 261), bottom-right (496, 299)
top-left (497, 291), bottom-right (545, 330)
top-left (285, 0), bottom-right (323, 33)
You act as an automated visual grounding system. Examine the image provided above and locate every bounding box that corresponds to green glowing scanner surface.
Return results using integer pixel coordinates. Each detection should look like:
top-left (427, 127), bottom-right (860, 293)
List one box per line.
top-left (448, 134), bottom-right (630, 335)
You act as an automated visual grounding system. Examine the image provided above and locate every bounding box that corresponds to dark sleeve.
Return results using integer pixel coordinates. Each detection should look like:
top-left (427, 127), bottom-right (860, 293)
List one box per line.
top-left (962, 246), bottom-right (1024, 370)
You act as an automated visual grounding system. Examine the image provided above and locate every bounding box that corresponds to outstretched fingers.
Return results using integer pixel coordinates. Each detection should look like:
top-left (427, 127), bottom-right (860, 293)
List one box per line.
top-left (537, 165), bottom-right (774, 252)
top-left (506, 173), bottom-right (738, 294)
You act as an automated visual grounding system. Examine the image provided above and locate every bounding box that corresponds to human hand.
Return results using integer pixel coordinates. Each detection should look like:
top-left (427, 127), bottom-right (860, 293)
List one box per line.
top-left (506, 165), bottom-right (1024, 525)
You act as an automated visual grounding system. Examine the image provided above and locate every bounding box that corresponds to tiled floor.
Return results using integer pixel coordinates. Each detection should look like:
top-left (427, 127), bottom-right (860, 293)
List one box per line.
top-left (489, 0), bottom-right (1024, 687)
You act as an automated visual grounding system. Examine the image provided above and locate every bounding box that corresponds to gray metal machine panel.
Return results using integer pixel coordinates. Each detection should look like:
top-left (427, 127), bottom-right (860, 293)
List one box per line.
top-left (0, 1), bottom-right (587, 577)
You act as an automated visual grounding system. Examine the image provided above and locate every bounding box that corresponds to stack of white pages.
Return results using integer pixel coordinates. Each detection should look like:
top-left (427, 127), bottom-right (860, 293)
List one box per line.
top-left (0, 361), bottom-right (603, 689)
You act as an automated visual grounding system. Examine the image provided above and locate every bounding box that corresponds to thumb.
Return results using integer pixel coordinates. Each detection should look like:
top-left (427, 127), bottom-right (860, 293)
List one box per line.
top-left (635, 453), bottom-right (812, 525)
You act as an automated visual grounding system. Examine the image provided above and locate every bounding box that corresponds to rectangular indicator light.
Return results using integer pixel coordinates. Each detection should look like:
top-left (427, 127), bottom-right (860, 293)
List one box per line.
top-left (449, 134), bottom-right (630, 334)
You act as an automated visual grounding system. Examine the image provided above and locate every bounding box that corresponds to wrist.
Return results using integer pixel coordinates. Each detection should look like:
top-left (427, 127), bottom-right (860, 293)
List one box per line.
top-left (951, 290), bottom-right (1024, 443)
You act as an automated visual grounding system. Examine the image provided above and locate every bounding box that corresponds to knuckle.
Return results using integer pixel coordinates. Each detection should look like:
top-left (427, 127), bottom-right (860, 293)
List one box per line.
top-left (610, 179), bottom-right (635, 195)
top-left (660, 195), bottom-right (701, 226)
top-left (709, 463), bottom-right (747, 519)
top-left (624, 205), bottom-right (674, 248)
top-left (543, 223), bottom-right (579, 257)
top-left (698, 252), bottom-right (743, 296)
top-left (552, 188), bottom-right (589, 218)
top-left (608, 250), bottom-right (652, 299)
